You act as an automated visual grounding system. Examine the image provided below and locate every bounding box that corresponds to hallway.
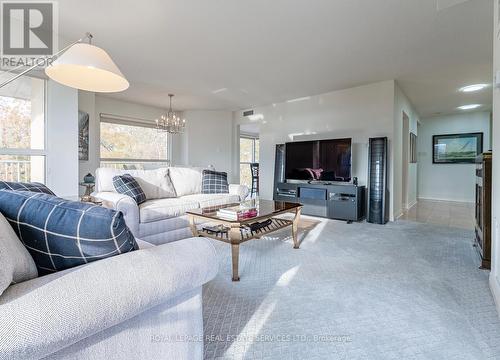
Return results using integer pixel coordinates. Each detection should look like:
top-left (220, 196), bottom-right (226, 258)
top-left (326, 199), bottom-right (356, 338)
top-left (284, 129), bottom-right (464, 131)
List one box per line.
top-left (400, 199), bottom-right (475, 230)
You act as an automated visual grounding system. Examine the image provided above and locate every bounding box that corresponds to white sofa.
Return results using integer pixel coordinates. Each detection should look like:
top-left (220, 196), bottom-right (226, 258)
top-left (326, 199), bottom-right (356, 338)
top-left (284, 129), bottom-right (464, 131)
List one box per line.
top-left (93, 167), bottom-right (249, 244)
top-left (0, 237), bottom-right (219, 360)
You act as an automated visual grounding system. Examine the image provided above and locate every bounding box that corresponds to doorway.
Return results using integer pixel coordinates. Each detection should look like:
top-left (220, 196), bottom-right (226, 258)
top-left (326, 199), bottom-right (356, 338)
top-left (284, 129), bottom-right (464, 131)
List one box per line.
top-left (402, 112), bottom-right (410, 211)
top-left (239, 124), bottom-right (260, 198)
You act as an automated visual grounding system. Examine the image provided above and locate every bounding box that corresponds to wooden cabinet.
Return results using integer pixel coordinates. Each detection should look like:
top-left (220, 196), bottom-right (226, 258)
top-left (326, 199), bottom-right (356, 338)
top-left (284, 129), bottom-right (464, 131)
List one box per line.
top-left (474, 152), bottom-right (492, 269)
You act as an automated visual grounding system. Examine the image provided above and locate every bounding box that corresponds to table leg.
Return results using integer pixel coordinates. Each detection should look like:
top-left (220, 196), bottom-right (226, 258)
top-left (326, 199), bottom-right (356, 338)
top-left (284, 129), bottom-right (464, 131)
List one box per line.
top-left (189, 215), bottom-right (199, 237)
top-left (292, 207), bottom-right (302, 249)
top-left (229, 226), bottom-right (240, 281)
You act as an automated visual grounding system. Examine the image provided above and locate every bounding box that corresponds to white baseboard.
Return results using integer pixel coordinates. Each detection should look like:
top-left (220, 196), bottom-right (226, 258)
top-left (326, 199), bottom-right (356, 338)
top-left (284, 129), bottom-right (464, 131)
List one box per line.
top-left (407, 200), bottom-right (417, 209)
top-left (417, 196), bottom-right (474, 204)
top-left (489, 273), bottom-right (500, 318)
top-left (394, 211), bottom-right (404, 220)
top-left (396, 201), bottom-right (417, 220)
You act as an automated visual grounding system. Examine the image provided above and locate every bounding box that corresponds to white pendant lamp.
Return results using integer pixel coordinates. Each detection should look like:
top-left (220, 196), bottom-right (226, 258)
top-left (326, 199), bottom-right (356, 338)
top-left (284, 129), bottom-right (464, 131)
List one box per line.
top-left (0, 33), bottom-right (129, 93)
top-left (45, 42), bottom-right (129, 93)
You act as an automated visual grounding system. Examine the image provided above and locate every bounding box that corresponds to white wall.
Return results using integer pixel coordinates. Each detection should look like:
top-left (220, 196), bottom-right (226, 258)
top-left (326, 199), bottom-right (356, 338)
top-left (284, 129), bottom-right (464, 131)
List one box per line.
top-left (233, 80), bottom-right (397, 218)
top-left (46, 81), bottom-right (79, 197)
top-left (417, 112), bottom-right (491, 203)
top-left (393, 83), bottom-right (420, 216)
top-left (490, 0), bottom-right (500, 316)
top-left (77, 96), bottom-right (234, 184)
top-left (177, 110), bottom-right (233, 177)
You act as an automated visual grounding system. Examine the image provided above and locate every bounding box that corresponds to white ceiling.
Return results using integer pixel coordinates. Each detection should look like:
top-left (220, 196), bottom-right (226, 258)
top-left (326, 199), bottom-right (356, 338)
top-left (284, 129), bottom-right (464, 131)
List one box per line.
top-left (57, 0), bottom-right (493, 117)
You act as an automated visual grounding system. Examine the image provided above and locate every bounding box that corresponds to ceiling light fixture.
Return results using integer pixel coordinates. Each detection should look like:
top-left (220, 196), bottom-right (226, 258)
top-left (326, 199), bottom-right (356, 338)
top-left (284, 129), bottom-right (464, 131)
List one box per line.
top-left (156, 94), bottom-right (185, 134)
top-left (459, 84), bottom-right (489, 93)
top-left (212, 88), bottom-right (227, 94)
top-left (457, 104), bottom-right (481, 110)
top-left (248, 114), bottom-right (264, 121)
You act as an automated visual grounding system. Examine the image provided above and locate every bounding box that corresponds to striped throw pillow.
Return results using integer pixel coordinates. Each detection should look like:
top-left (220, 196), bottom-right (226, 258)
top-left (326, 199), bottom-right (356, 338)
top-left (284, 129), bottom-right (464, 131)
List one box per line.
top-left (202, 170), bottom-right (229, 194)
top-left (112, 174), bottom-right (147, 205)
top-left (0, 190), bottom-right (138, 275)
top-left (0, 181), bottom-right (55, 195)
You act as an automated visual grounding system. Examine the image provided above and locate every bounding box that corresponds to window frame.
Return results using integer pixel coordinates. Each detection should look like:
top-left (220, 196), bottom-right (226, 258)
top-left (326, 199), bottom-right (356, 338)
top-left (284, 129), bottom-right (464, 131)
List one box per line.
top-left (239, 134), bottom-right (259, 186)
top-left (99, 113), bottom-right (172, 167)
top-left (0, 77), bottom-right (48, 183)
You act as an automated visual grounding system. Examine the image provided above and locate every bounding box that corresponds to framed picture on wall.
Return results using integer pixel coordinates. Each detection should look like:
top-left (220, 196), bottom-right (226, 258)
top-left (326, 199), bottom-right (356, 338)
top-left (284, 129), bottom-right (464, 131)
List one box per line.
top-left (432, 132), bottom-right (483, 164)
top-left (409, 132), bottom-right (417, 163)
top-left (78, 110), bottom-right (90, 161)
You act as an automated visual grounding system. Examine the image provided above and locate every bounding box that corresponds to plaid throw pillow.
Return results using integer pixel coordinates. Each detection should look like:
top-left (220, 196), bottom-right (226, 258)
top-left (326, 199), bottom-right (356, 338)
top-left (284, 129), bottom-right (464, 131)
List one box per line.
top-left (0, 181), bottom-right (55, 195)
top-left (113, 174), bottom-right (146, 205)
top-left (0, 190), bottom-right (138, 275)
top-left (202, 170), bottom-right (229, 194)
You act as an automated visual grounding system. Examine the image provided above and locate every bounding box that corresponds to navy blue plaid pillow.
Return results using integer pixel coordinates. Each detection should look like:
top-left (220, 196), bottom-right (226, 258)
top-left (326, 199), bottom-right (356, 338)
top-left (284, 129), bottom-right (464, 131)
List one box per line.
top-left (0, 190), bottom-right (138, 275)
top-left (112, 174), bottom-right (146, 205)
top-left (202, 170), bottom-right (229, 194)
top-left (0, 181), bottom-right (55, 195)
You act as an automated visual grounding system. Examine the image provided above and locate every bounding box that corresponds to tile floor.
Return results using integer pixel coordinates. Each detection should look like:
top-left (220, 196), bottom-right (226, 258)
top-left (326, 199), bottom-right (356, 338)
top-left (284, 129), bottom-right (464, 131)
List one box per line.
top-left (400, 199), bottom-right (475, 229)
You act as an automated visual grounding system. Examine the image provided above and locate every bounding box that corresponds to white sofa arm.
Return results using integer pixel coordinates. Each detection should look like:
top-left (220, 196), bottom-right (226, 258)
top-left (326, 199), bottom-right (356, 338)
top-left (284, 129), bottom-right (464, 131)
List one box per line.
top-left (0, 237), bottom-right (218, 360)
top-left (229, 184), bottom-right (249, 200)
top-left (93, 191), bottom-right (140, 235)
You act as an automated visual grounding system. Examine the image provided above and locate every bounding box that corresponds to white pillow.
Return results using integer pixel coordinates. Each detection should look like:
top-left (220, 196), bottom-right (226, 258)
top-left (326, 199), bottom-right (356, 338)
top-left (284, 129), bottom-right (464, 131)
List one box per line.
top-left (0, 213), bottom-right (38, 296)
top-left (95, 167), bottom-right (176, 199)
top-left (168, 167), bottom-right (204, 196)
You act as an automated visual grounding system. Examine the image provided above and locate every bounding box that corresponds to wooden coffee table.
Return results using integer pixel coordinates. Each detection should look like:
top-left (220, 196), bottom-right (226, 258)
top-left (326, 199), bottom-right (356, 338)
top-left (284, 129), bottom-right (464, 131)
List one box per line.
top-left (187, 200), bottom-right (302, 281)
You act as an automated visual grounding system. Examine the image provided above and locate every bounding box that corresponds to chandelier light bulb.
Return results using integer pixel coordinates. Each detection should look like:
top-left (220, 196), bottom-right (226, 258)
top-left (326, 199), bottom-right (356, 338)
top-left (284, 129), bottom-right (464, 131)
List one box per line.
top-left (155, 94), bottom-right (186, 134)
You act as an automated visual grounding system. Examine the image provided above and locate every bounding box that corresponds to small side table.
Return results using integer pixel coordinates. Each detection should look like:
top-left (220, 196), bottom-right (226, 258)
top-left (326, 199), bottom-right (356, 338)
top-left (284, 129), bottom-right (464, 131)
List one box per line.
top-left (79, 182), bottom-right (101, 205)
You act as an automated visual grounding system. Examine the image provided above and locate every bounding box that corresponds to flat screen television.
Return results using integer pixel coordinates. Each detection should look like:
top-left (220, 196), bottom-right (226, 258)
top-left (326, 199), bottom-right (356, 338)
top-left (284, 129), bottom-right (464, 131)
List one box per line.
top-left (285, 138), bottom-right (352, 182)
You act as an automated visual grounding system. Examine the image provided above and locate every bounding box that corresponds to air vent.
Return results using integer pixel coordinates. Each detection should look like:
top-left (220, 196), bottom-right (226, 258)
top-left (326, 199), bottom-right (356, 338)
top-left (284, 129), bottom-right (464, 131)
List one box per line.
top-left (243, 110), bottom-right (254, 117)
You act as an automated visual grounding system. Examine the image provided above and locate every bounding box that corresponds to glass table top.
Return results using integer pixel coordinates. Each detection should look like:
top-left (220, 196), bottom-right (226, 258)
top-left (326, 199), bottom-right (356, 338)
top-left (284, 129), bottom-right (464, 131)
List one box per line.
top-left (186, 199), bottom-right (301, 223)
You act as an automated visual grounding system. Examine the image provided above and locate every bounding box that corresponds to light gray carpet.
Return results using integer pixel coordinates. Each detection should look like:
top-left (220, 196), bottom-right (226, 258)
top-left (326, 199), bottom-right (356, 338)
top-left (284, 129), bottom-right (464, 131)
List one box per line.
top-left (202, 217), bottom-right (500, 360)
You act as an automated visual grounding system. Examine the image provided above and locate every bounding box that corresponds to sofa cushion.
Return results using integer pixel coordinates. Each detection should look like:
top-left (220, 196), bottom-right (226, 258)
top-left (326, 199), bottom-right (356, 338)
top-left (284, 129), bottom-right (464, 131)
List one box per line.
top-left (0, 181), bottom-right (55, 195)
top-left (181, 193), bottom-right (241, 209)
top-left (0, 213), bottom-right (38, 296)
top-left (202, 170), bottom-right (229, 194)
top-left (139, 198), bottom-right (200, 223)
top-left (95, 167), bottom-right (176, 199)
top-left (0, 191), bottom-right (138, 275)
top-left (113, 174), bottom-right (147, 205)
top-left (135, 238), bottom-right (156, 249)
top-left (168, 167), bottom-right (203, 197)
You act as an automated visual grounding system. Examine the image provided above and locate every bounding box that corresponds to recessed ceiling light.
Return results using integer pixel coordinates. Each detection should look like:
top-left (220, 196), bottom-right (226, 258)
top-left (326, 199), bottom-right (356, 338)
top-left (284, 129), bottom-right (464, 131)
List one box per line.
top-left (212, 88), bottom-right (227, 94)
top-left (248, 114), bottom-right (264, 121)
top-left (457, 104), bottom-right (481, 110)
top-left (459, 84), bottom-right (489, 92)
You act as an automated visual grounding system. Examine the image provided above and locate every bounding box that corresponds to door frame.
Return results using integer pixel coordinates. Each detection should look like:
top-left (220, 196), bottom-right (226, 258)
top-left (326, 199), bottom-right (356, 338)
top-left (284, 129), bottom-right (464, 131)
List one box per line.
top-left (402, 111), bottom-right (410, 211)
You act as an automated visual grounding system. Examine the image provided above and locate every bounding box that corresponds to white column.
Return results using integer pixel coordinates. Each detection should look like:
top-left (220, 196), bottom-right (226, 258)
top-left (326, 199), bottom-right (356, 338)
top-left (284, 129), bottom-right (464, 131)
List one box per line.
top-left (30, 78), bottom-right (45, 183)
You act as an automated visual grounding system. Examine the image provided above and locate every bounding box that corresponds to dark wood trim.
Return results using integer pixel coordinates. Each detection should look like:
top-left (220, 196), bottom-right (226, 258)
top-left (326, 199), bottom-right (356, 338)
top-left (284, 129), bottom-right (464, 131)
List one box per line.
top-left (474, 152), bottom-right (492, 269)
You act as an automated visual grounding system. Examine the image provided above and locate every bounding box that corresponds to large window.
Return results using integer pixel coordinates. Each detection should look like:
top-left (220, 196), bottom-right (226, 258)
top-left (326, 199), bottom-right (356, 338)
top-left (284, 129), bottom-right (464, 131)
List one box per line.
top-left (100, 116), bottom-right (170, 170)
top-left (240, 136), bottom-right (259, 189)
top-left (0, 77), bottom-right (46, 182)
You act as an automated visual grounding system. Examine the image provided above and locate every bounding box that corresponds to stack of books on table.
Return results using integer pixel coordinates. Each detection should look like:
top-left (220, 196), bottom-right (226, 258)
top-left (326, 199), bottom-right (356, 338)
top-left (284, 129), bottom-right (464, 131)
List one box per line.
top-left (216, 205), bottom-right (258, 221)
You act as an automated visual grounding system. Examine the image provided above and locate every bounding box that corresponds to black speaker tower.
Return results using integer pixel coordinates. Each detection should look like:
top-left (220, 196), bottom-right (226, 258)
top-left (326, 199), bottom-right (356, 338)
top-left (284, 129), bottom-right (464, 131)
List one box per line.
top-left (367, 137), bottom-right (389, 224)
top-left (273, 144), bottom-right (286, 199)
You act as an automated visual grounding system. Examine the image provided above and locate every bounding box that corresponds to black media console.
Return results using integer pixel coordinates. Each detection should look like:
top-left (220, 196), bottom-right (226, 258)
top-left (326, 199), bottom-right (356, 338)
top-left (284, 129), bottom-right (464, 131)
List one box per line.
top-left (274, 182), bottom-right (366, 222)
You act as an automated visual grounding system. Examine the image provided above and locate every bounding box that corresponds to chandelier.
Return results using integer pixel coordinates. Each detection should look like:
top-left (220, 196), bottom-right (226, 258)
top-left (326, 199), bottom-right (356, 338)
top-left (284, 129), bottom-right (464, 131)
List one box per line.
top-left (156, 94), bottom-right (185, 134)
